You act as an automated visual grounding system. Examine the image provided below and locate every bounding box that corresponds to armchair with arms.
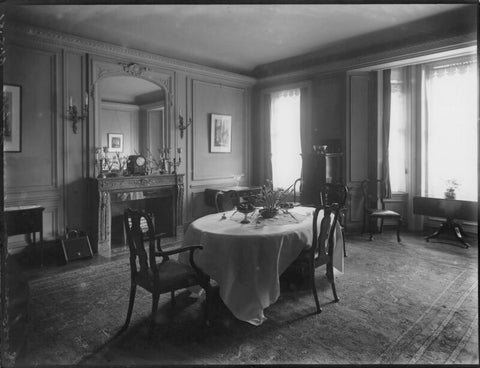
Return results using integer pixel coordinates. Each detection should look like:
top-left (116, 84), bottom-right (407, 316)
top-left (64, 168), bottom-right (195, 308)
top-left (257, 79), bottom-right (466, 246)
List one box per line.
top-left (123, 208), bottom-right (216, 335)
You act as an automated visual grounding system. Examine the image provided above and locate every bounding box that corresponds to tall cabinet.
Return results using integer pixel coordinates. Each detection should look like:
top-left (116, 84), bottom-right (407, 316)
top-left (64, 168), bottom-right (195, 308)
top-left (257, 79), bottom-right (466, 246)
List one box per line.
top-left (301, 149), bottom-right (344, 205)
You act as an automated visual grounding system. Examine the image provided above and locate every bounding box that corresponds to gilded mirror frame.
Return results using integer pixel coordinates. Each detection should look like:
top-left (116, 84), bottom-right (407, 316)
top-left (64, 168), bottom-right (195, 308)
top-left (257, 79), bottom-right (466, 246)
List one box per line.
top-left (88, 57), bottom-right (174, 178)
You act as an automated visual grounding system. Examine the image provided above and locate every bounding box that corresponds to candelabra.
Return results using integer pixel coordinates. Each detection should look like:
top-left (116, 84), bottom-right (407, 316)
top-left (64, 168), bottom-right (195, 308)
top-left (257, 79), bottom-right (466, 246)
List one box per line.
top-left (158, 147), bottom-right (182, 174)
top-left (67, 94), bottom-right (88, 134)
top-left (313, 144), bottom-right (328, 155)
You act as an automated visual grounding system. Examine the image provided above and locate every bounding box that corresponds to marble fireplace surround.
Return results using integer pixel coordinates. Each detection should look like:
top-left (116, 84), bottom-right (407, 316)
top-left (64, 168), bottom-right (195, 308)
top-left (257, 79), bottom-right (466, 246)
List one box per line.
top-left (91, 174), bottom-right (184, 256)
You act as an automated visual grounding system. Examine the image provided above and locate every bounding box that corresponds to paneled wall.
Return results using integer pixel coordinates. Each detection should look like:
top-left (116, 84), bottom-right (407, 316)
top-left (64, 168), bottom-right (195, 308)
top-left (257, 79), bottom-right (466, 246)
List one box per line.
top-left (4, 22), bottom-right (255, 253)
top-left (4, 42), bottom-right (63, 252)
top-left (188, 78), bottom-right (251, 220)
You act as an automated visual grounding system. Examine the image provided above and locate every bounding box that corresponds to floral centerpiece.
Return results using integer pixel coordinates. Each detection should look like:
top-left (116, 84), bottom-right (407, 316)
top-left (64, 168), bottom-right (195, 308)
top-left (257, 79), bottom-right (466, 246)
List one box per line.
top-left (253, 179), bottom-right (295, 218)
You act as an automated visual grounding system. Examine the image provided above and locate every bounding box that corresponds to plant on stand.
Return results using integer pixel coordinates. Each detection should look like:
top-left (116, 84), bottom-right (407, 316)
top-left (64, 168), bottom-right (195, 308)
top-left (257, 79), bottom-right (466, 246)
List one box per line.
top-left (444, 179), bottom-right (460, 200)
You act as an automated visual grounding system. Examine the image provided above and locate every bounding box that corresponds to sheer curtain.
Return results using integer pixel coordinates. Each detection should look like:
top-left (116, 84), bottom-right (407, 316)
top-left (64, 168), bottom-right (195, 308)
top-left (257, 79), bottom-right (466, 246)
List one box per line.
top-left (389, 68), bottom-right (408, 192)
top-left (423, 57), bottom-right (478, 201)
top-left (270, 88), bottom-right (302, 189)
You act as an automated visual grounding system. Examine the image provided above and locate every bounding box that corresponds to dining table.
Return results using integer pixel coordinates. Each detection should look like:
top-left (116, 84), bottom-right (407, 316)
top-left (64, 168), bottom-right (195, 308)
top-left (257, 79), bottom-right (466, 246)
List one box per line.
top-left (180, 206), bottom-right (344, 325)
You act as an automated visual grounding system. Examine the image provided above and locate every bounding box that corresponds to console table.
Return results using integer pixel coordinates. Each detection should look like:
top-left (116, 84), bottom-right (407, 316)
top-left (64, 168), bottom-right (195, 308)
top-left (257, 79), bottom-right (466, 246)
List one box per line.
top-left (90, 174), bottom-right (184, 255)
top-left (5, 205), bottom-right (44, 266)
top-left (413, 196), bottom-right (477, 248)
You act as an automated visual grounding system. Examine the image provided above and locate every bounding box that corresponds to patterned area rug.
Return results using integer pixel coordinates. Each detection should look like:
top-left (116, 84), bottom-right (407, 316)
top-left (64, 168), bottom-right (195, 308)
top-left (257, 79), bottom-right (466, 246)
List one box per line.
top-left (15, 233), bottom-right (478, 365)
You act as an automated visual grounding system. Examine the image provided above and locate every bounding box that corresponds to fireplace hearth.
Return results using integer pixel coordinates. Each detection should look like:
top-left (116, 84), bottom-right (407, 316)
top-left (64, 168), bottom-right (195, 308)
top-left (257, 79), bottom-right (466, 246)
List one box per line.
top-left (89, 174), bottom-right (184, 255)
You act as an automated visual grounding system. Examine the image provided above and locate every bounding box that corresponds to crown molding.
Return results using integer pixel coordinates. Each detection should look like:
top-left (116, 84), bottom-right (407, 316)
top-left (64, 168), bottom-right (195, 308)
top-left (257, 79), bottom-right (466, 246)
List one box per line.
top-left (5, 20), bottom-right (256, 86)
top-left (256, 33), bottom-right (477, 86)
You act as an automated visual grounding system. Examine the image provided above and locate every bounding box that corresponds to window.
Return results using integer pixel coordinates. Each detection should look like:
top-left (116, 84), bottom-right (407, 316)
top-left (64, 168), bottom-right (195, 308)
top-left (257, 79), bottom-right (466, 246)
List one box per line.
top-left (270, 88), bottom-right (302, 189)
top-left (422, 56), bottom-right (477, 201)
top-left (387, 55), bottom-right (477, 202)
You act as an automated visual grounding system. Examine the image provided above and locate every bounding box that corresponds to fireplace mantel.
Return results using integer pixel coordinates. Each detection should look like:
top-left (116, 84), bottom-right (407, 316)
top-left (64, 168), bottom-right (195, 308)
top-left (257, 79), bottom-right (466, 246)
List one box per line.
top-left (90, 174), bottom-right (184, 255)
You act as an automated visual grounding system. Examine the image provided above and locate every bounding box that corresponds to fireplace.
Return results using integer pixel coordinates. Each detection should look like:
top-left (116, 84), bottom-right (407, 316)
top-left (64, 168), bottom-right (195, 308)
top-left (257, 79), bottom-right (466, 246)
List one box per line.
top-left (90, 174), bottom-right (184, 255)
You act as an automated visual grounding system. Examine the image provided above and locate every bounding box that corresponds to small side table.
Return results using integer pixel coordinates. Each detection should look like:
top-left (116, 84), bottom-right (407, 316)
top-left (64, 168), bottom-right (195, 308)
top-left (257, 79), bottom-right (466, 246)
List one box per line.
top-left (5, 205), bottom-right (45, 266)
top-left (413, 197), bottom-right (477, 248)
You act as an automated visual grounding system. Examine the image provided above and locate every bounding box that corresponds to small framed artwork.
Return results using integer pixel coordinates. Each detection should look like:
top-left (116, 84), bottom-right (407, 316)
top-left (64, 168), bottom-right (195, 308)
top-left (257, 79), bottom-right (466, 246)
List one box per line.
top-left (107, 133), bottom-right (123, 153)
top-left (3, 84), bottom-right (22, 152)
top-left (210, 114), bottom-right (232, 153)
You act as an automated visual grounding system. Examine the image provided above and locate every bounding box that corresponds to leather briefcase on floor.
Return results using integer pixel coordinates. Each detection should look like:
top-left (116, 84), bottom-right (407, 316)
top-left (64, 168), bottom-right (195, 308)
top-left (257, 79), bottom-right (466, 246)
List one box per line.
top-left (61, 229), bottom-right (93, 263)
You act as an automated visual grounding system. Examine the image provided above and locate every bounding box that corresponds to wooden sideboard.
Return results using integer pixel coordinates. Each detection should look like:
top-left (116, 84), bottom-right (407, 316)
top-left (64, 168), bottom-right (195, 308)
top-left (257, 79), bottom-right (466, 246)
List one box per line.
top-left (90, 174), bottom-right (184, 255)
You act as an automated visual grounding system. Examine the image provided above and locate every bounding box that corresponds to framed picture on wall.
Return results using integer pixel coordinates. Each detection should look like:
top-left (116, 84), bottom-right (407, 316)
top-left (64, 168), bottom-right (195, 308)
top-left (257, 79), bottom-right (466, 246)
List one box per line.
top-left (210, 114), bottom-right (232, 153)
top-left (107, 133), bottom-right (123, 152)
top-left (3, 84), bottom-right (22, 152)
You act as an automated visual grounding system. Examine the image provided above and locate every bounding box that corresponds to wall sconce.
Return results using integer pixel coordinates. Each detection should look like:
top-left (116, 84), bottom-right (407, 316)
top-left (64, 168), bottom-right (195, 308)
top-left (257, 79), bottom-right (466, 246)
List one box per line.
top-left (178, 110), bottom-right (192, 139)
top-left (67, 94), bottom-right (88, 134)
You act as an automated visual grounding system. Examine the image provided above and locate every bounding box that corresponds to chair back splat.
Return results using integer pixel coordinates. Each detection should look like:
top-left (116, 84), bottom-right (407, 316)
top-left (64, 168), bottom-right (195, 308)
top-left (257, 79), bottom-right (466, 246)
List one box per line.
top-left (320, 183), bottom-right (348, 257)
top-left (311, 204), bottom-right (341, 284)
top-left (214, 190), bottom-right (240, 213)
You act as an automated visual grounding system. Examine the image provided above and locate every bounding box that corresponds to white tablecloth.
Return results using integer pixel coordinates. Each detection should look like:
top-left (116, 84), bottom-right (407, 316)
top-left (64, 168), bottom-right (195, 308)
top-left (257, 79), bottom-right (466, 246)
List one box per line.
top-left (181, 206), bottom-right (343, 325)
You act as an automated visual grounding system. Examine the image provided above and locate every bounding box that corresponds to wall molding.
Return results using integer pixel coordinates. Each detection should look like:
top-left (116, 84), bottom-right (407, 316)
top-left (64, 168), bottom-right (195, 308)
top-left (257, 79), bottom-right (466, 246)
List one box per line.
top-left (256, 34), bottom-right (476, 85)
top-left (6, 21), bottom-right (256, 86)
top-left (101, 101), bottom-right (140, 112)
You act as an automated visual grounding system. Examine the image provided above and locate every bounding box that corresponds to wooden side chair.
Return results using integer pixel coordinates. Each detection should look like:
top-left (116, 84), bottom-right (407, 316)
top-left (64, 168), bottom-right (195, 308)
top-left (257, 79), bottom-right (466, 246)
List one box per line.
top-left (320, 183), bottom-right (348, 257)
top-left (123, 208), bottom-right (216, 335)
top-left (361, 179), bottom-right (402, 242)
top-left (288, 203), bottom-right (341, 314)
top-left (293, 178), bottom-right (303, 204)
top-left (214, 190), bottom-right (240, 213)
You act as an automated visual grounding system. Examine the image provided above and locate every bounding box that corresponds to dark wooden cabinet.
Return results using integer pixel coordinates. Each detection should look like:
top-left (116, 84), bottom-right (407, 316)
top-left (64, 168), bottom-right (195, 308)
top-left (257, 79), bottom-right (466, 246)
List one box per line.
top-left (301, 152), bottom-right (344, 205)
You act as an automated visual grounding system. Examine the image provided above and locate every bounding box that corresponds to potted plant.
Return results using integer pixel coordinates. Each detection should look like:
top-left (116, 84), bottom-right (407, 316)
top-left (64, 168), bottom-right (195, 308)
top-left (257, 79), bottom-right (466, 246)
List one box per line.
top-left (444, 179), bottom-right (459, 200)
top-left (255, 180), bottom-right (294, 218)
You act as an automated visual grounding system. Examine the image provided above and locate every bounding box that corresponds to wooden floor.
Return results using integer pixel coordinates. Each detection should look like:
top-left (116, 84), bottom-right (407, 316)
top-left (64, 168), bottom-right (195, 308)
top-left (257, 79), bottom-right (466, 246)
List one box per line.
top-left (17, 234), bottom-right (184, 281)
top-left (11, 230), bottom-right (478, 366)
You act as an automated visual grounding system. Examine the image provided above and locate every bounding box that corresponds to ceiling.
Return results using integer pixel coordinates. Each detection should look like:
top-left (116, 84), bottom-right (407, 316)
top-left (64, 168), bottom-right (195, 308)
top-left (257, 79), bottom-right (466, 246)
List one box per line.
top-left (6, 3), bottom-right (474, 76)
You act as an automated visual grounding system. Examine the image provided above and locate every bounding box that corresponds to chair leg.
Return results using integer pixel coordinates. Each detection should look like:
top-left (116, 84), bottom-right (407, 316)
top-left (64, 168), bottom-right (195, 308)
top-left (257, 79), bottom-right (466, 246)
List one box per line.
top-left (397, 218), bottom-right (402, 242)
top-left (310, 264), bottom-right (321, 314)
top-left (369, 218), bottom-right (374, 240)
top-left (331, 278), bottom-right (339, 303)
top-left (122, 282), bottom-right (137, 331)
top-left (203, 285), bottom-right (213, 327)
top-left (150, 292), bottom-right (160, 337)
top-left (327, 264), bottom-right (339, 303)
top-left (170, 290), bottom-right (175, 305)
top-left (342, 228), bottom-right (347, 257)
top-left (380, 218), bottom-right (384, 233)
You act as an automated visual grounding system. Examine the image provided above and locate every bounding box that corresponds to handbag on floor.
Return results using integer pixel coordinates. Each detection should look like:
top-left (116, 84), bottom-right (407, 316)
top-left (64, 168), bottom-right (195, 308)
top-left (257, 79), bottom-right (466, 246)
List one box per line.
top-left (61, 229), bottom-right (93, 263)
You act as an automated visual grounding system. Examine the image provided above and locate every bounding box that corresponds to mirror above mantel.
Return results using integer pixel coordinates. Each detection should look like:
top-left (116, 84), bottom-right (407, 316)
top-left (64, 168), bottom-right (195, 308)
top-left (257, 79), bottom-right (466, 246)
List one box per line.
top-left (90, 60), bottom-right (177, 178)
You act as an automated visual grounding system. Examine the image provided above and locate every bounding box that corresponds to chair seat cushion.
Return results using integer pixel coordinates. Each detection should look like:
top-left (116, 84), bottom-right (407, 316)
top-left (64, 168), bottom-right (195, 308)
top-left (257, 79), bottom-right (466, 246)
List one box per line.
top-left (369, 209), bottom-right (401, 218)
top-left (135, 259), bottom-right (201, 292)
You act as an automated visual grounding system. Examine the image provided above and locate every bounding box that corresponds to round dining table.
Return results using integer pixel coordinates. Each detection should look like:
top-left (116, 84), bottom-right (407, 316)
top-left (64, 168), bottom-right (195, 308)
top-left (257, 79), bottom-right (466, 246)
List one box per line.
top-left (180, 206), bottom-right (343, 325)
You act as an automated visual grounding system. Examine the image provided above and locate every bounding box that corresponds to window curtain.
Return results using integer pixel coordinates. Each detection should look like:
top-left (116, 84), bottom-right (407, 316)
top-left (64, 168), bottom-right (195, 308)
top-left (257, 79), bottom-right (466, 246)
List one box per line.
top-left (270, 88), bottom-right (302, 189)
top-left (382, 69), bottom-right (392, 198)
top-left (389, 67), bottom-right (408, 192)
top-left (423, 57), bottom-right (477, 200)
top-left (263, 93), bottom-right (273, 182)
